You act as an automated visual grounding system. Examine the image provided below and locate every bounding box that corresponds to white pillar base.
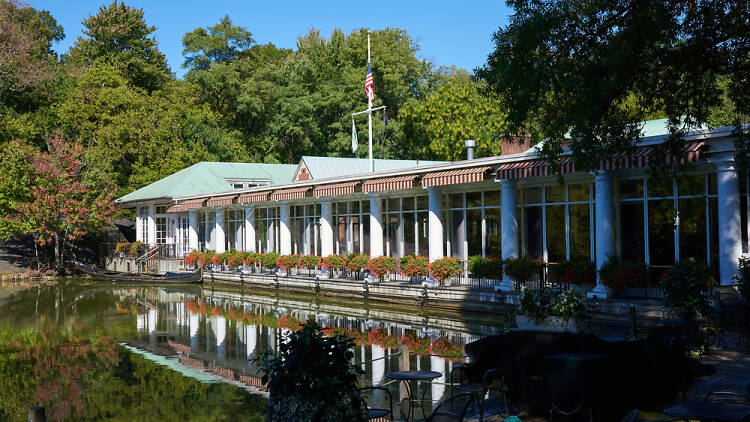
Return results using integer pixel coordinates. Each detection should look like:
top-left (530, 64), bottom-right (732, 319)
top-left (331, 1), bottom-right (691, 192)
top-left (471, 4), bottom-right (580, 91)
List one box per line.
top-left (587, 285), bottom-right (613, 299)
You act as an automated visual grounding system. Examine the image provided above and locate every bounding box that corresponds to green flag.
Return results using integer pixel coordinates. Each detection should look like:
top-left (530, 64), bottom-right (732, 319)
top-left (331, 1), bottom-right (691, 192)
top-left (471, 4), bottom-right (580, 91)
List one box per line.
top-left (351, 119), bottom-right (358, 153)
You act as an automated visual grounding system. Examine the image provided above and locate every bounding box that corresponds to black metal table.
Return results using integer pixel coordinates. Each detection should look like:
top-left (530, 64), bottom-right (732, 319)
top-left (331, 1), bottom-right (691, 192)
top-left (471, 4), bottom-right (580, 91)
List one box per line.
top-left (386, 370), bottom-right (443, 421)
top-left (664, 401), bottom-right (750, 422)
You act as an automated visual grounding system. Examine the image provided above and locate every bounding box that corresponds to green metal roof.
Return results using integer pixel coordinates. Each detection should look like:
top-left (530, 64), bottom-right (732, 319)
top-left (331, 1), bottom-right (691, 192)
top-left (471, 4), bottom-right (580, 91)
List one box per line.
top-left (116, 162), bottom-right (297, 204)
top-left (299, 156), bottom-right (447, 180)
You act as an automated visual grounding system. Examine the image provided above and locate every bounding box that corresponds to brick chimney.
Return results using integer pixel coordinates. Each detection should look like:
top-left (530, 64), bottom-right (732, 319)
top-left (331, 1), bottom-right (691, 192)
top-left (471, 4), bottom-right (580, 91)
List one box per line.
top-left (501, 135), bottom-right (531, 155)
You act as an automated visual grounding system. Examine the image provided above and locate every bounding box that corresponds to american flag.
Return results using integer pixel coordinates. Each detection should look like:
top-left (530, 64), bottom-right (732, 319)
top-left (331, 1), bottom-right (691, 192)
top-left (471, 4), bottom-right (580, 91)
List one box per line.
top-left (364, 61), bottom-right (374, 104)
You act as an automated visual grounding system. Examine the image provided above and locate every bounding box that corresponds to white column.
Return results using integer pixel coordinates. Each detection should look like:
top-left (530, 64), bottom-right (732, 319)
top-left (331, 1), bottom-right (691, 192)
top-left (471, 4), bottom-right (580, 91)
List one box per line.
top-left (718, 161), bottom-right (742, 286)
top-left (499, 179), bottom-right (519, 291)
top-left (320, 200), bottom-right (334, 257)
top-left (428, 188), bottom-right (444, 261)
top-left (370, 196), bottom-right (384, 257)
top-left (430, 355), bottom-right (446, 403)
top-left (215, 208), bottom-right (226, 253)
top-left (189, 312), bottom-right (199, 352)
top-left (591, 171), bottom-right (615, 298)
top-left (279, 203), bottom-right (292, 255)
top-left (147, 204), bottom-right (156, 246)
top-left (371, 344), bottom-right (385, 384)
top-left (246, 324), bottom-right (257, 359)
top-left (188, 210), bottom-right (199, 251)
top-left (304, 210), bottom-right (312, 255)
top-left (135, 211), bottom-right (144, 243)
top-left (244, 205), bottom-right (256, 252)
top-left (215, 315), bottom-right (226, 361)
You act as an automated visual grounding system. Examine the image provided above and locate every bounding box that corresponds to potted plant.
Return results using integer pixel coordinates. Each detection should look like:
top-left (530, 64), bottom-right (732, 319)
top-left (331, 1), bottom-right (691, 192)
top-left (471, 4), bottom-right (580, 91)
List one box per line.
top-left (184, 250), bottom-right (201, 270)
top-left (402, 255), bottom-right (430, 283)
top-left (299, 254), bottom-right (321, 276)
top-left (516, 289), bottom-right (586, 332)
top-left (276, 254), bottom-right (299, 277)
top-left (366, 256), bottom-right (396, 283)
top-left (548, 258), bottom-right (596, 288)
top-left (347, 254), bottom-right (370, 279)
top-left (322, 254), bottom-right (347, 278)
top-left (733, 257), bottom-right (750, 300)
top-left (399, 255), bottom-right (416, 275)
top-left (262, 252), bottom-right (280, 273)
top-left (503, 256), bottom-right (543, 290)
top-left (199, 250), bottom-right (214, 269)
top-left (224, 250), bottom-right (243, 270)
top-left (598, 256), bottom-right (648, 296)
top-left (468, 255), bottom-right (503, 281)
top-left (430, 257), bottom-right (462, 287)
top-left (257, 320), bottom-right (368, 422)
top-left (211, 251), bottom-right (225, 271)
top-left (114, 242), bottom-right (128, 257)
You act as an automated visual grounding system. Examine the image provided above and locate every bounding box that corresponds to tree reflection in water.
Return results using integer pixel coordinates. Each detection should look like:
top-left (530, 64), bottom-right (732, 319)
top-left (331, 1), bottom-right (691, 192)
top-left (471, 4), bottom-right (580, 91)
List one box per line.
top-left (0, 314), bottom-right (266, 421)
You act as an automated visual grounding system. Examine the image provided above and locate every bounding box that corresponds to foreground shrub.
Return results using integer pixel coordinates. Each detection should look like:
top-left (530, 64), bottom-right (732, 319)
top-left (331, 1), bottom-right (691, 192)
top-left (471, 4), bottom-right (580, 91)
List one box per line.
top-left (519, 289), bottom-right (586, 323)
top-left (258, 320), bottom-right (367, 422)
top-left (662, 259), bottom-right (716, 318)
top-left (733, 257), bottom-right (750, 300)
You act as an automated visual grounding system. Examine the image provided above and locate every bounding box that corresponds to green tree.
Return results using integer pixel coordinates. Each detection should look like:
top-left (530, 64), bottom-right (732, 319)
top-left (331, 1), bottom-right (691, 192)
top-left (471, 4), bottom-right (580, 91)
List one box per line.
top-left (66, 1), bottom-right (170, 92)
top-left (478, 0), bottom-right (750, 171)
top-left (401, 71), bottom-right (506, 160)
top-left (182, 15), bottom-right (255, 72)
top-left (0, 139), bottom-right (36, 240)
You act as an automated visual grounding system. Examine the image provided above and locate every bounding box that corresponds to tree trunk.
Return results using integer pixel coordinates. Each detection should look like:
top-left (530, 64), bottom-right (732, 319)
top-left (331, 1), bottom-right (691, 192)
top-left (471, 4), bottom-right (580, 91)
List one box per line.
top-left (54, 232), bottom-right (64, 273)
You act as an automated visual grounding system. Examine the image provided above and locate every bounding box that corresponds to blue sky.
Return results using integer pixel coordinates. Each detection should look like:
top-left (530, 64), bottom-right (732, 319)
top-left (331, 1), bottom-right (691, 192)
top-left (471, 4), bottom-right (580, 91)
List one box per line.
top-left (29, 0), bottom-right (512, 78)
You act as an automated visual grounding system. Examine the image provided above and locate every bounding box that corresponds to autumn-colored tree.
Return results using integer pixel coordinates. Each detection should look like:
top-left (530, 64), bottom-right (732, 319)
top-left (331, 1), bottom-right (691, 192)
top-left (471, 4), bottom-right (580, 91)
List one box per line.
top-left (14, 135), bottom-right (115, 271)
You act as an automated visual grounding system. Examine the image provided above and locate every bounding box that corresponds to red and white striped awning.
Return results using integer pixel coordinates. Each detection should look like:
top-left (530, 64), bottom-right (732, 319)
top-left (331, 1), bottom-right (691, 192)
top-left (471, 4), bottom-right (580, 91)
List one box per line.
top-left (362, 175), bottom-right (418, 193)
top-left (313, 181), bottom-right (359, 197)
top-left (495, 161), bottom-right (548, 179)
top-left (238, 191), bottom-right (270, 204)
top-left (270, 186), bottom-right (310, 201)
top-left (599, 142), bottom-right (704, 170)
top-left (206, 194), bottom-right (237, 207)
top-left (166, 198), bottom-right (206, 213)
top-left (421, 166), bottom-right (491, 188)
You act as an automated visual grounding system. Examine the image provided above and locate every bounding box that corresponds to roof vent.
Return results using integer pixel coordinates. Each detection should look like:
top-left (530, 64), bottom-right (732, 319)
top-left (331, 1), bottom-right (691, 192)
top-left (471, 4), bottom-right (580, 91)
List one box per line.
top-left (464, 139), bottom-right (476, 160)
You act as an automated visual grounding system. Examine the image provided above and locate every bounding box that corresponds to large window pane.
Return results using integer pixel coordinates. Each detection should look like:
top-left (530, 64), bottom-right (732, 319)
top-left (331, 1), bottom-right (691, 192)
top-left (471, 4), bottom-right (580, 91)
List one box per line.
top-left (466, 192), bottom-right (482, 208)
top-left (351, 215), bottom-right (361, 253)
top-left (485, 208), bottom-right (501, 258)
top-left (402, 197), bottom-right (415, 212)
top-left (546, 205), bottom-right (565, 262)
top-left (570, 203), bottom-right (592, 260)
top-left (387, 214), bottom-right (399, 257)
top-left (337, 216), bottom-right (347, 254)
top-left (450, 193), bottom-right (463, 209)
top-left (545, 185), bottom-right (564, 203)
top-left (679, 197), bottom-right (707, 262)
top-left (450, 210), bottom-right (465, 258)
top-left (417, 211), bottom-right (429, 257)
top-left (526, 206), bottom-right (543, 259)
top-left (619, 179), bottom-right (643, 200)
top-left (403, 212), bottom-right (415, 256)
top-left (466, 209), bottom-right (482, 257)
top-left (484, 190), bottom-right (500, 207)
top-left (648, 178), bottom-right (674, 198)
top-left (649, 199), bottom-right (675, 266)
top-left (525, 187), bottom-right (542, 204)
top-left (362, 215), bottom-right (370, 254)
top-left (620, 202), bottom-right (644, 262)
top-left (568, 183), bottom-right (591, 202)
top-left (678, 174), bottom-right (705, 197)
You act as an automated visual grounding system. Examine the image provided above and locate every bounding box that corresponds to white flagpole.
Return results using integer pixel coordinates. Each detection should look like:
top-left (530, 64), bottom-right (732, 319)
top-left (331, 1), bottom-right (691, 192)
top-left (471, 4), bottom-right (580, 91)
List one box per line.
top-left (368, 34), bottom-right (373, 173)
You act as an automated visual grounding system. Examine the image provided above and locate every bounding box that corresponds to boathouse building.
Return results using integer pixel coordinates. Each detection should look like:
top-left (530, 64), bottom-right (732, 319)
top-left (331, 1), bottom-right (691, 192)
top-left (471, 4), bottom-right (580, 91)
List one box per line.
top-left (117, 120), bottom-right (750, 295)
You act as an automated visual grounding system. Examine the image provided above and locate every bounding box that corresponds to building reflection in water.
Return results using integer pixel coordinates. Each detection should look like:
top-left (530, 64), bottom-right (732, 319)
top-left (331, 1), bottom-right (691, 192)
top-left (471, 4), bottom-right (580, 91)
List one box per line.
top-left (121, 287), bottom-right (506, 414)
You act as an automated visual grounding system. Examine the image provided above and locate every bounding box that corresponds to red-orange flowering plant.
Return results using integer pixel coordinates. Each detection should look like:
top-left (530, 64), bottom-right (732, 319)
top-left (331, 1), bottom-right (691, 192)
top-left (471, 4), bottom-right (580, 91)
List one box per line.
top-left (598, 256), bottom-right (648, 293)
top-left (367, 256), bottom-right (397, 279)
top-left (430, 257), bottom-right (462, 284)
top-left (403, 255), bottom-right (430, 278)
top-left (276, 254), bottom-right (299, 270)
top-left (299, 254), bottom-right (320, 270)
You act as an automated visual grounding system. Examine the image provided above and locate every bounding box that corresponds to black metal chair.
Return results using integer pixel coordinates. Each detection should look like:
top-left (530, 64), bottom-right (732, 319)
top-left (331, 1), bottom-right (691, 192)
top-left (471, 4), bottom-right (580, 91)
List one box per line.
top-left (358, 386), bottom-right (394, 420)
top-left (449, 363), bottom-right (511, 420)
top-left (414, 393), bottom-right (475, 422)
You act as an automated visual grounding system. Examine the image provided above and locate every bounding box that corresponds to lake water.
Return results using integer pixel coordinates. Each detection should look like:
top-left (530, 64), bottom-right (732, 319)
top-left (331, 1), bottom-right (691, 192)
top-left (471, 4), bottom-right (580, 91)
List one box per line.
top-left (0, 280), bottom-right (511, 421)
